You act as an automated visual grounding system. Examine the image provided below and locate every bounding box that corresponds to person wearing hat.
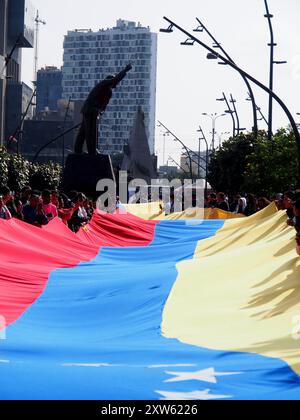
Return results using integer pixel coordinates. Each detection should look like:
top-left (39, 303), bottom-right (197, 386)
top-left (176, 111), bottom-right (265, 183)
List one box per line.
top-left (75, 64), bottom-right (132, 155)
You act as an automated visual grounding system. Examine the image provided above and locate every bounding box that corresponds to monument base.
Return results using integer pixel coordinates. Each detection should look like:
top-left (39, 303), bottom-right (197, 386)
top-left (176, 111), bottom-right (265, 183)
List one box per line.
top-left (60, 153), bottom-right (115, 199)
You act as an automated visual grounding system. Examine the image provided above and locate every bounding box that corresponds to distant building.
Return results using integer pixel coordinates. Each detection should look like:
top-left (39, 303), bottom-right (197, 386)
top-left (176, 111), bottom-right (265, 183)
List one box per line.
top-left (22, 119), bottom-right (74, 164)
top-left (22, 99), bottom-right (75, 164)
top-left (0, 0), bottom-right (34, 145)
top-left (5, 82), bottom-right (33, 151)
top-left (181, 151), bottom-right (207, 178)
top-left (62, 19), bottom-right (157, 155)
top-left (36, 66), bottom-right (63, 114)
top-left (159, 165), bottom-right (179, 178)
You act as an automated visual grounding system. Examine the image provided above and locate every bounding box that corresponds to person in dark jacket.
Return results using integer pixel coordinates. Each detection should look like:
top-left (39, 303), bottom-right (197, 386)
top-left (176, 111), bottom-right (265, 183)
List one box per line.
top-left (216, 192), bottom-right (230, 212)
top-left (244, 193), bottom-right (257, 216)
top-left (22, 193), bottom-right (49, 227)
top-left (284, 191), bottom-right (295, 221)
top-left (74, 64), bottom-right (132, 155)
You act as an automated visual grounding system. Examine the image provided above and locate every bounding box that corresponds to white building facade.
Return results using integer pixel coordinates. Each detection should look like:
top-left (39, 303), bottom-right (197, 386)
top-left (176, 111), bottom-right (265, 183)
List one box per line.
top-left (62, 19), bottom-right (157, 155)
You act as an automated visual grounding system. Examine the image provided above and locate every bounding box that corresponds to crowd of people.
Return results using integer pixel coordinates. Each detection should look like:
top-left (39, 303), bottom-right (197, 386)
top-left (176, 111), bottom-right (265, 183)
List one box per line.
top-left (204, 192), bottom-right (273, 215)
top-left (0, 186), bottom-right (94, 232)
top-left (203, 190), bottom-right (300, 255)
top-left (1, 185), bottom-right (300, 254)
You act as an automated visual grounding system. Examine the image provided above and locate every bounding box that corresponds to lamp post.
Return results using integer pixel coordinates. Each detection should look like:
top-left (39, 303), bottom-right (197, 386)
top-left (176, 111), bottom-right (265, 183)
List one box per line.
top-left (168, 155), bottom-right (188, 175)
top-left (198, 17), bottom-right (258, 137)
top-left (162, 132), bottom-right (170, 166)
top-left (32, 123), bottom-right (81, 163)
top-left (201, 112), bottom-right (226, 151)
top-left (0, 35), bottom-right (22, 79)
top-left (229, 94), bottom-right (241, 134)
top-left (246, 95), bottom-right (269, 128)
top-left (158, 120), bottom-right (194, 181)
top-left (8, 87), bottom-right (37, 154)
top-left (197, 126), bottom-right (209, 195)
top-left (61, 98), bottom-right (71, 167)
top-left (297, 113), bottom-right (300, 131)
top-left (264, 0), bottom-right (287, 141)
top-left (159, 16), bottom-right (300, 186)
top-left (216, 94), bottom-right (236, 138)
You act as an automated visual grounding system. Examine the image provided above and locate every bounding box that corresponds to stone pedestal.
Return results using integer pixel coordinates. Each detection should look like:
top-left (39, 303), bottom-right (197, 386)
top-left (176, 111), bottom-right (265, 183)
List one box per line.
top-left (60, 153), bottom-right (115, 199)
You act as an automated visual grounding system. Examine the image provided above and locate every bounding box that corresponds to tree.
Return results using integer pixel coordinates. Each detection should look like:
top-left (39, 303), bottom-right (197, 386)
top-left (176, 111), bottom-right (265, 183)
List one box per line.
top-left (0, 148), bottom-right (62, 192)
top-left (0, 148), bottom-right (30, 191)
top-left (207, 129), bottom-right (298, 197)
top-left (7, 154), bottom-right (31, 192)
top-left (244, 129), bottom-right (298, 196)
top-left (0, 148), bottom-right (9, 188)
top-left (30, 162), bottom-right (62, 191)
top-left (207, 133), bottom-right (254, 195)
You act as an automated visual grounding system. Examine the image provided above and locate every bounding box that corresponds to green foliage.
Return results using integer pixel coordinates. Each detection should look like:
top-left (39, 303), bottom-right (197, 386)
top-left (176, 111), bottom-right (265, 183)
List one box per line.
top-left (207, 129), bottom-right (298, 197)
top-left (0, 147), bottom-right (9, 188)
top-left (0, 147), bottom-right (62, 192)
top-left (30, 162), bottom-right (62, 192)
top-left (7, 154), bottom-right (31, 192)
top-left (207, 133), bottom-right (254, 195)
top-left (243, 129), bottom-right (298, 196)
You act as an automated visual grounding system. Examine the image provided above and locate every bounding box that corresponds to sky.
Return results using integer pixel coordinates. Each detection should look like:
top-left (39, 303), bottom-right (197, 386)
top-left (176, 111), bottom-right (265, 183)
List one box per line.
top-left (22, 0), bottom-right (300, 166)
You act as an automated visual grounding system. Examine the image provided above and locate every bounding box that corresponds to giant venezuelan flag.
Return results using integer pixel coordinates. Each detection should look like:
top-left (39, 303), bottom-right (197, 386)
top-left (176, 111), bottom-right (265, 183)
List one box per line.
top-left (0, 203), bottom-right (300, 400)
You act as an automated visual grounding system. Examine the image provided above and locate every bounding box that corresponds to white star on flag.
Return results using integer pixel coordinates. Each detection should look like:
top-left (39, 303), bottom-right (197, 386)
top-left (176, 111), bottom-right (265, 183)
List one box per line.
top-left (164, 367), bottom-right (241, 384)
top-left (156, 389), bottom-right (232, 401)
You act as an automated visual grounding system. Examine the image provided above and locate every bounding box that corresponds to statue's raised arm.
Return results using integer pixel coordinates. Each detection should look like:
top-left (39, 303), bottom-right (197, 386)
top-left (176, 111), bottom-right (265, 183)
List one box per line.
top-left (74, 64), bottom-right (133, 155)
top-left (103, 64), bottom-right (133, 89)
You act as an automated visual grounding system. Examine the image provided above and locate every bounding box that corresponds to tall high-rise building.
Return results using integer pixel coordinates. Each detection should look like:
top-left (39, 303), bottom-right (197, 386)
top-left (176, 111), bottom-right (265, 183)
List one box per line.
top-left (62, 19), bottom-right (157, 155)
top-left (36, 66), bottom-right (63, 114)
top-left (0, 0), bottom-right (34, 146)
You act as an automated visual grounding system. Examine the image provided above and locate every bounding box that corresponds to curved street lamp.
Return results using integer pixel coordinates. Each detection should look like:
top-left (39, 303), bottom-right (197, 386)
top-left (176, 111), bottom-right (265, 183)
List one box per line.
top-left (197, 126), bottom-right (209, 194)
top-left (32, 123), bottom-right (81, 163)
top-left (157, 120), bottom-right (194, 181)
top-left (197, 17), bottom-right (258, 137)
top-left (160, 16), bottom-right (300, 185)
top-left (246, 95), bottom-right (269, 128)
top-left (168, 155), bottom-right (188, 175)
top-left (8, 88), bottom-right (36, 154)
top-left (216, 94), bottom-right (236, 138)
top-left (229, 95), bottom-right (241, 135)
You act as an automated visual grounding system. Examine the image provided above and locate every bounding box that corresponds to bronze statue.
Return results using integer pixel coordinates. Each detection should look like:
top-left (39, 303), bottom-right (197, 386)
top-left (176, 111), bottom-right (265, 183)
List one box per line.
top-left (74, 64), bottom-right (132, 155)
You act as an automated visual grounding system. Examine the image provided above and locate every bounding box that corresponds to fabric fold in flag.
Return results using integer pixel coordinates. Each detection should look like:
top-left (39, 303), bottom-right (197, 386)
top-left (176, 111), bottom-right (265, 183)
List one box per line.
top-left (162, 206), bottom-right (300, 378)
top-left (1, 203), bottom-right (300, 400)
top-left (0, 211), bottom-right (157, 327)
